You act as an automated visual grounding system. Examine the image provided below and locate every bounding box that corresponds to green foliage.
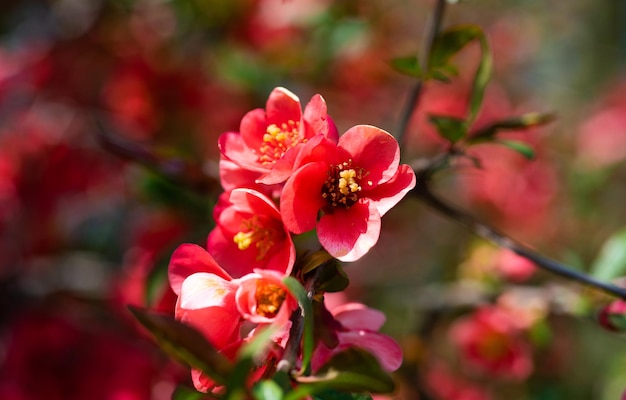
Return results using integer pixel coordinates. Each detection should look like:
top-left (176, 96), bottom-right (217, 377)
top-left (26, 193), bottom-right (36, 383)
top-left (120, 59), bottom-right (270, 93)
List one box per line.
top-left (496, 140), bottom-right (536, 160)
top-left (428, 114), bottom-right (467, 143)
top-left (287, 349), bottom-right (395, 400)
top-left (591, 228), bottom-right (626, 282)
top-left (467, 112), bottom-right (556, 143)
top-left (390, 55), bottom-right (423, 78)
top-left (283, 277), bottom-right (315, 375)
top-left (127, 306), bottom-right (233, 385)
top-left (253, 380), bottom-right (285, 400)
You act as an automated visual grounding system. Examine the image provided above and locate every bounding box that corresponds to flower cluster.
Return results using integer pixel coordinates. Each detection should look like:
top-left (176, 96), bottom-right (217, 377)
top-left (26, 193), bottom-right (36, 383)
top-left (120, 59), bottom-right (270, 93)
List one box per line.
top-left (168, 87), bottom-right (413, 392)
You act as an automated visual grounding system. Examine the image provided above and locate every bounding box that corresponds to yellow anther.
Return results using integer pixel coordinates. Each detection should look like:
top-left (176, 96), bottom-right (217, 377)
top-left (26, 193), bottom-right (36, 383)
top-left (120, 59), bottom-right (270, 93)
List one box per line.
top-left (233, 231), bottom-right (254, 250)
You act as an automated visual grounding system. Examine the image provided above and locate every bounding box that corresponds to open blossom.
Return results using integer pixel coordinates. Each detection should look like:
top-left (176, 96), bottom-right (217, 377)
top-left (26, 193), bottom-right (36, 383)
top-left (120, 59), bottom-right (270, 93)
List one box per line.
top-left (169, 244), bottom-right (297, 392)
top-left (280, 125), bottom-right (416, 261)
top-left (311, 302), bottom-right (403, 372)
top-left (218, 86), bottom-right (338, 186)
top-left (450, 306), bottom-right (533, 380)
top-left (207, 188), bottom-right (295, 278)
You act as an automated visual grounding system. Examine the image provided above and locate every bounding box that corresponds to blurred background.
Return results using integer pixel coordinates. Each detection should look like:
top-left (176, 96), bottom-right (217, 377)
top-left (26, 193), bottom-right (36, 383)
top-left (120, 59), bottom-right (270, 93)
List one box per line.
top-left (2, 0), bottom-right (626, 399)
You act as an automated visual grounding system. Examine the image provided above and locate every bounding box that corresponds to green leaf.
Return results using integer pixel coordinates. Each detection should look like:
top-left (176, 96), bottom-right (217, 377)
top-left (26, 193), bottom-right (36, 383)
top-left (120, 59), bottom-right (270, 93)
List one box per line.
top-left (287, 349), bottom-right (395, 399)
top-left (389, 55), bottom-right (423, 78)
top-left (128, 306), bottom-right (233, 385)
top-left (299, 250), bottom-right (335, 275)
top-left (309, 260), bottom-right (350, 294)
top-left (313, 391), bottom-right (374, 400)
top-left (496, 140), bottom-right (535, 160)
top-left (468, 30), bottom-right (492, 124)
top-left (591, 228), bottom-right (626, 282)
top-left (171, 385), bottom-right (210, 400)
top-left (607, 312), bottom-right (626, 332)
top-left (428, 114), bottom-right (467, 143)
top-left (468, 112), bottom-right (556, 143)
top-left (226, 325), bottom-right (279, 398)
top-left (430, 25), bottom-right (482, 70)
top-left (253, 380), bottom-right (284, 400)
top-left (283, 277), bottom-right (315, 375)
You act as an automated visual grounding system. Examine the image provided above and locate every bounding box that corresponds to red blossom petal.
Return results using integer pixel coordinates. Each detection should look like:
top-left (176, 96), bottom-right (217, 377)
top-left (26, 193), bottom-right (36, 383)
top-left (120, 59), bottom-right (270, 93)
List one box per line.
top-left (303, 94), bottom-right (338, 141)
top-left (338, 125), bottom-right (400, 187)
top-left (280, 162), bottom-right (328, 234)
top-left (317, 201), bottom-right (381, 262)
top-left (218, 131), bottom-right (266, 173)
top-left (176, 301), bottom-right (241, 350)
top-left (178, 272), bottom-right (237, 310)
top-left (168, 244), bottom-right (231, 295)
top-left (337, 330), bottom-right (403, 371)
top-left (265, 87), bottom-right (302, 125)
top-left (239, 108), bottom-right (268, 154)
top-left (332, 303), bottom-right (386, 331)
top-left (366, 164), bottom-right (416, 216)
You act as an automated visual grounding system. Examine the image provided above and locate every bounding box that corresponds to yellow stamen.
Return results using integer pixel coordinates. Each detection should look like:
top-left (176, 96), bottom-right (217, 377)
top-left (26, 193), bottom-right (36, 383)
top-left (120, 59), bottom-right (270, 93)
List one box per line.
top-left (255, 283), bottom-right (287, 318)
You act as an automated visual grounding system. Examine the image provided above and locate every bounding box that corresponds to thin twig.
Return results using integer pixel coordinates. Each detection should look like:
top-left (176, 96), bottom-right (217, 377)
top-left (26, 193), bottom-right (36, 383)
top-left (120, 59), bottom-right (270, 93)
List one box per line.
top-left (396, 0), bottom-right (447, 145)
top-left (93, 112), bottom-right (221, 195)
top-left (412, 182), bottom-right (626, 300)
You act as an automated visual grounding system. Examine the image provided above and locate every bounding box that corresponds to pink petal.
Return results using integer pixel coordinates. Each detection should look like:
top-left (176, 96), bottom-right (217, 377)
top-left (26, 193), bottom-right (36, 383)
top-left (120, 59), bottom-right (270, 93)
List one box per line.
top-left (366, 164), bottom-right (416, 216)
top-left (317, 201), bottom-right (381, 262)
top-left (228, 188), bottom-right (281, 218)
top-left (337, 330), bottom-right (403, 371)
top-left (303, 94), bottom-right (338, 141)
top-left (338, 125), bottom-right (400, 188)
top-left (168, 244), bottom-right (231, 295)
top-left (218, 132), bottom-right (266, 173)
top-left (207, 226), bottom-right (260, 278)
top-left (265, 87), bottom-right (302, 125)
top-left (280, 162), bottom-right (328, 234)
top-left (239, 108), bottom-right (268, 154)
top-left (177, 302), bottom-right (241, 350)
top-left (332, 303), bottom-right (386, 331)
top-left (218, 158), bottom-right (264, 193)
top-left (179, 272), bottom-right (237, 310)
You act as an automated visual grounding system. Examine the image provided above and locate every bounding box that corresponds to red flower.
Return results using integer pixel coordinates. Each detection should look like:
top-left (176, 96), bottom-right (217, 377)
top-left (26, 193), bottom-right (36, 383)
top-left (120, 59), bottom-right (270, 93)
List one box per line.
top-left (280, 125), bottom-right (416, 261)
top-left (168, 244), bottom-right (296, 393)
top-left (207, 188), bottom-right (295, 278)
top-left (218, 86), bottom-right (338, 185)
top-left (450, 306), bottom-right (532, 380)
top-left (311, 302), bottom-right (403, 372)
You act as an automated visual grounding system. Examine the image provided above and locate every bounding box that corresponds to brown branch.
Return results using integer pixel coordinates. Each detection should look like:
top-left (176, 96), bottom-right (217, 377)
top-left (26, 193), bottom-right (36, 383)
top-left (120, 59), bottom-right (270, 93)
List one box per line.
top-left (396, 0), bottom-right (447, 146)
top-left (411, 179), bottom-right (626, 300)
top-left (93, 113), bottom-right (221, 195)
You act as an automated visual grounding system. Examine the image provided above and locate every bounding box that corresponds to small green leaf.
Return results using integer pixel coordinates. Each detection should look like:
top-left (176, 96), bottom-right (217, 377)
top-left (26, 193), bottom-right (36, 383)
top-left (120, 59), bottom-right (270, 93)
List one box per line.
top-left (608, 312), bottom-right (626, 332)
top-left (313, 390), bottom-right (374, 400)
top-left (253, 380), bottom-right (284, 400)
top-left (591, 228), bottom-right (626, 282)
top-left (468, 112), bottom-right (556, 143)
top-left (468, 31), bottom-right (492, 124)
top-left (226, 325), bottom-right (279, 398)
top-left (300, 250), bottom-right (335, 275)
top-left (171, 385), bottom-right (210, 400)
top-left (128, 306), bottom-right (233, 384)
top-left (308, 260), bottom-right (350, 294)
top-left (428, 114), bottom-right (467, 143)
top-left (430, 25), bottom-right (482, 70)
top-left (497, 140), bottom-right (535, 160)
top-left (389, 55), bottom-right (423, 78)
top-left (287, 349), bottom-right (395, 399)
top-left (283, 277), bottom-right (315, 375)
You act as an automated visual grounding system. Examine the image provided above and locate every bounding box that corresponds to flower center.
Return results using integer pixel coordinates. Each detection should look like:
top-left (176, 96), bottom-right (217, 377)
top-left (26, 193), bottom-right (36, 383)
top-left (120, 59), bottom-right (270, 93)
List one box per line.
top-left (476, 332), bottom-right (509, 361)
top-left (233, 216), bottom-right (276, 261)
top-left (258, 120), bottom-right (304, 165)
top-left (255, 283), bottom-right (286, 318)
top-left (321, 160), bottom-right (365, 209)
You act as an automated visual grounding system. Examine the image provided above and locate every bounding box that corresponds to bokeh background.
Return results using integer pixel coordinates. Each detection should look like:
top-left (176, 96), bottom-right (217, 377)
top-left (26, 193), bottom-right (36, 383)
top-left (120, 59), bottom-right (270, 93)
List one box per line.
top-left (2, 0), bottom-right (626, 399)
